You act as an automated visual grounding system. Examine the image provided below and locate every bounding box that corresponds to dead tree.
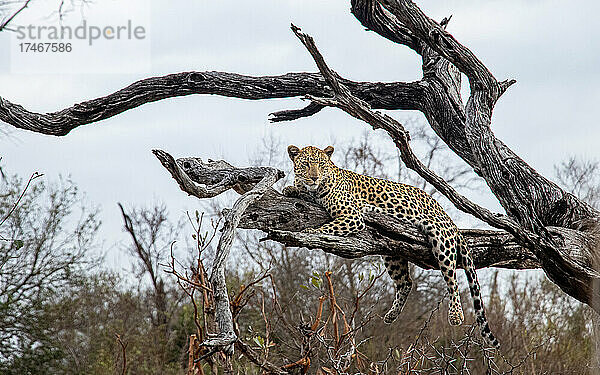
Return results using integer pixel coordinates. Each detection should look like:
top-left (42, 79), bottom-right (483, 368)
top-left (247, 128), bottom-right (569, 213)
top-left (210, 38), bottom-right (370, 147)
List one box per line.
top-left (1, 0), bottom-right (599, 349)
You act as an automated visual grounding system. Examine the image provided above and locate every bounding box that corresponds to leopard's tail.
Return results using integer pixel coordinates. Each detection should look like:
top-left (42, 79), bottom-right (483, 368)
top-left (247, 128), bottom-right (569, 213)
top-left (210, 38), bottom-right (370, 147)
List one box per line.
top-left (458, 234), bottom-right (500, 348)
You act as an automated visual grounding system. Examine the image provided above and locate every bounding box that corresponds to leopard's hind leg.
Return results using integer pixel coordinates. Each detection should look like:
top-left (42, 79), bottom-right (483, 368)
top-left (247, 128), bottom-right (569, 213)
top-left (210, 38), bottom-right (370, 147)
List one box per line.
top-left (383, 256), bottom-right (413, 324)
top-left (426, 226), bottom-right (464, 326)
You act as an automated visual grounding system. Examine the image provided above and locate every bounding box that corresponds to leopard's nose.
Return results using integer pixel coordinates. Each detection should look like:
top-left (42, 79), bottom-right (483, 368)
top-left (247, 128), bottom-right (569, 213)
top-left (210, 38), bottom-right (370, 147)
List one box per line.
top-left (309, 176), bottom-right (318, 183)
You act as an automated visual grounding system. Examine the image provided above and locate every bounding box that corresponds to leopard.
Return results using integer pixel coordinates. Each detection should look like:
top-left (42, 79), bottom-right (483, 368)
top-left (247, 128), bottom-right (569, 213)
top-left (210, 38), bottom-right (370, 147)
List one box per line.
top-left (282, 145), bottom-right (499, 348)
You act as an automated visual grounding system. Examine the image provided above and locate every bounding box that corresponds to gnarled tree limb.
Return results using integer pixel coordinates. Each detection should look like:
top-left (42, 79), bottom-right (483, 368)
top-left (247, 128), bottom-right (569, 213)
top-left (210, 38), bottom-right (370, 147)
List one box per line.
top-left (361, 0), bottom-right (600, 309)
top-left (160, 154), bottom-right (539, 270)
top-left (0, 72), bottom-right (423, 136)
top-left (242, 190), bottom-right (540, 270)
top-left (154, 149), bottom-right (283, 356)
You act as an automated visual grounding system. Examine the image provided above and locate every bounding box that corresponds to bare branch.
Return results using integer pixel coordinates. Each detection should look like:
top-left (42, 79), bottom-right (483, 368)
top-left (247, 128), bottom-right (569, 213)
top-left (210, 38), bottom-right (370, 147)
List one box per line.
top-left (351, 0), bottom-right (419, 51)
top-left (242, 190), bottom-right (539, 270)
top-left (0, 0), bottom-right (32, 32)
top-left (499, 79), bottom-right (517, 96)
top-left (152, 149), bottom-right (284, 198)
top-left (269, 102), bottom-right (324, 123)
top-left (206, 168), bottom-right (282, 355)
top-left (0, 72), bottom-right (423, 136)
top-left (0, 171), bottom-right (42, 230)
top-left (114, 333), bottom-right (128, 375)
top-left (378, 0), bottom-right (499, 95)
top-left (118, 203), bottom-right (157, 285)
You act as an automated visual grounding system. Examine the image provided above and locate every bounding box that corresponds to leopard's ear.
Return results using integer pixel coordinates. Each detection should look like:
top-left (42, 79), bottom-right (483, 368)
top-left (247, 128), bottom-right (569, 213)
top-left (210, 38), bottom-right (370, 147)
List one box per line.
top-left (323, 145), bottom-right (335, 158)
top-left (287, 145), bottom-right (300, 161)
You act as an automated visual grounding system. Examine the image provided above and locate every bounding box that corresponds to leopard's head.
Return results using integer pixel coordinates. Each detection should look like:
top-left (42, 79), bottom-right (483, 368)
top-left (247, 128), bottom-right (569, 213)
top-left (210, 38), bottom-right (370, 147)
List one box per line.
top-left (288, 145), bottom-right (335, 192)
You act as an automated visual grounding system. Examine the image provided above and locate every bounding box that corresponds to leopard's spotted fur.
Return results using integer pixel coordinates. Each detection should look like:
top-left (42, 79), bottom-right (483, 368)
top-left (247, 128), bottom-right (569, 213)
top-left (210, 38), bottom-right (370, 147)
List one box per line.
top-left (283, 145), bottom-right (499, 348)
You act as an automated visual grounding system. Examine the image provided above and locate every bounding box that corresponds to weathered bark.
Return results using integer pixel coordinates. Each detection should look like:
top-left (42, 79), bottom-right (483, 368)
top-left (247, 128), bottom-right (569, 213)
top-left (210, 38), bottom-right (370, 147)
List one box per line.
top-left (2, 1), bottom-right (599, 311)
top-left (0, 73), bottom-right (422, 136)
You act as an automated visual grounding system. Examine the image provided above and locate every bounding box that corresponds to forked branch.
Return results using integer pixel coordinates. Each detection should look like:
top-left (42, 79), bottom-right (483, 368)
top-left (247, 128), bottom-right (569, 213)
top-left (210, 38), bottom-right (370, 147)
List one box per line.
top-left (153, 149), bottom-right (283, 356)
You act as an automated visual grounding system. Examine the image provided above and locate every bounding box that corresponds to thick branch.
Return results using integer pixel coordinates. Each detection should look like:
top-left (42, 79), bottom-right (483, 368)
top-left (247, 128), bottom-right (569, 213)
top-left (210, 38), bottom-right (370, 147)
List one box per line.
top-left (153, 150), bottom-right (284, 197)
top-left (207, 169), bottom-right (281, 354)
top-left (379, 0), bottom-right (498, 95)
top-left (0, 72), bottom-right (423, 135)
top-left (351, 0), bottom-right (419, 52)
top-left (241, 190), bottom-right (539, 270)
top-left (351, 0), bottom-right (477, 166)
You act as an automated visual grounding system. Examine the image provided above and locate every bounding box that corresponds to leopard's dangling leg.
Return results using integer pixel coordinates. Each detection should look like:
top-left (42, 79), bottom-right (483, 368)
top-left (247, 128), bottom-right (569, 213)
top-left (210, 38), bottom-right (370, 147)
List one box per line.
top-left (427, 227), bottom-right (464, 326)
top-left (383, 256), bottom-right (413, 324)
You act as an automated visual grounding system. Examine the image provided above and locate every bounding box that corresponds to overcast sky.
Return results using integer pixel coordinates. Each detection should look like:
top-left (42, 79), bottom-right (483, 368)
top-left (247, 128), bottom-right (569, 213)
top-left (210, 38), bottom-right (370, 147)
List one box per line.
top-left (1, 0), bottom-right (599, 270)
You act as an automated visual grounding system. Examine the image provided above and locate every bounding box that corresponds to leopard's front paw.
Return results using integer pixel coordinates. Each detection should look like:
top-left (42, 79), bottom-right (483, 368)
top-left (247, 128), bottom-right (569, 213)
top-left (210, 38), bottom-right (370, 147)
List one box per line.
top-left (282, 186), bottom-right (300, 197)
top-left (302, 227), bottom-right (319, 234)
